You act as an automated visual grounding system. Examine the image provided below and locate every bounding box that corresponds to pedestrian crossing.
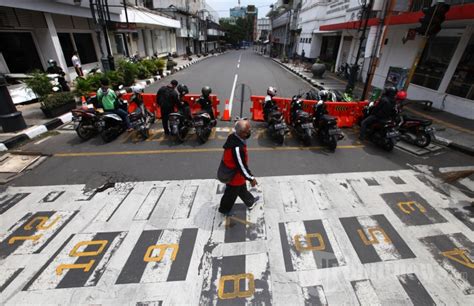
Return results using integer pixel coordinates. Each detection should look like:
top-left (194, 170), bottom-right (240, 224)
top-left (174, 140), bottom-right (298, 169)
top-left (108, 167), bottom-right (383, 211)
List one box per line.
top-left (0, 168), bottom-right (472, 305)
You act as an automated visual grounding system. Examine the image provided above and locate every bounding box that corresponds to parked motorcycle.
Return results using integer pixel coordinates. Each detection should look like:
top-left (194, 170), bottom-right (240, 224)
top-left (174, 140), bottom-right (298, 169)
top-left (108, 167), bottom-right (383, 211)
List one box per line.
top-left (290, 94), bottom-right (314, 146)
top-left (193, 111), bottom-right (216, 143)
top-left (71, 96), bottom-right (102, 140)
top-left (97, 86), bottom-right (129, 142)
top-left (361, 102), bottom-right (400, 151)
top-left (263, 97), bottom-right (288, 145)
top-left (129, 104), bottom-right (155, 140)
top-left (395, 107), bottom-right (434, 147)
top-left (313, 100), bottom-right (344, 150)
top-left (168, 112), bottom-right (191, 142)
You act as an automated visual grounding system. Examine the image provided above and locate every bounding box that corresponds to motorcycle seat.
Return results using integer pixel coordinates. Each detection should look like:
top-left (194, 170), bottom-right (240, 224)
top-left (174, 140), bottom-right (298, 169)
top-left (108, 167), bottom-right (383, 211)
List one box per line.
top-left (322, 114), bottom-right (337, 123)
top-left (402, 115), bottom-right (432, 126)
top-left (296, 110), bottom-right (310, 118)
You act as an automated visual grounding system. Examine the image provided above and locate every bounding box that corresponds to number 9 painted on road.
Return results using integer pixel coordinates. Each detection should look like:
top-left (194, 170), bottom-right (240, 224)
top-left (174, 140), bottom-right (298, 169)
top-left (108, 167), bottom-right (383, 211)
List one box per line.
top-left (56, 240), bottom-right (108, 275)
top-left (218, 273), bottom-right (255, 300)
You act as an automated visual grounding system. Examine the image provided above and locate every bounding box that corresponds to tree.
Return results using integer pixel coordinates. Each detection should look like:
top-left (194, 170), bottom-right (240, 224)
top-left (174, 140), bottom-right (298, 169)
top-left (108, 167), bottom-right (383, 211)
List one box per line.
top-left (220, 16), bottom-right (254, 46)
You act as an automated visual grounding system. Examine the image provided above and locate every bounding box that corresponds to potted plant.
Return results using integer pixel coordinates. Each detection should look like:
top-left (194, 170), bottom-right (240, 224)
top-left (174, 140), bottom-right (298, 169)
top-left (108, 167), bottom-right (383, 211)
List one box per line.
top-left (155, 58), bottom-right (166, 76)
top-left (117, 59), bottom-right (138, 86)
top-left (311, 58), bottom-right (326, 78)
top-left (166, 58), bottom-right (177, 71)
top-left (40, 92), bottom-right (77, 118)
top-left (24, 71), bottom-right (53, 102)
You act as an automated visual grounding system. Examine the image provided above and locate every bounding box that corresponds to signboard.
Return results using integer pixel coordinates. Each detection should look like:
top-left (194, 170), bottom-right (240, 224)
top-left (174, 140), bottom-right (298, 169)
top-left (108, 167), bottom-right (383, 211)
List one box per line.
top-left (384, 67), bottom-right (409, 90)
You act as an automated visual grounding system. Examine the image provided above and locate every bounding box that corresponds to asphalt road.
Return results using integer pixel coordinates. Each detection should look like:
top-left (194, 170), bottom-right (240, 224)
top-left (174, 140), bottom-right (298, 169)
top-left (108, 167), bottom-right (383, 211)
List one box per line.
top-left (7, 49), bottom-right (474, 187)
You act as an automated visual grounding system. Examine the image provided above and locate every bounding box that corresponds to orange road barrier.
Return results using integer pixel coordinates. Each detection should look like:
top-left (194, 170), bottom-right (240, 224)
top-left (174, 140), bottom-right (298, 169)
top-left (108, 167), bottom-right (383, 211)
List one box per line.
top-left (250, 95), bottom-right (369, 128)
top-left (123, 93), bottom-right (220, 119)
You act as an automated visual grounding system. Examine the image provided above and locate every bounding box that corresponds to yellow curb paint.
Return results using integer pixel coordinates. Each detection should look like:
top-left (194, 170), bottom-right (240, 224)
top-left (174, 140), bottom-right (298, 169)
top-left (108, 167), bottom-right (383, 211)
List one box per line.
top-left (54, 145), bottom-right (364, 157)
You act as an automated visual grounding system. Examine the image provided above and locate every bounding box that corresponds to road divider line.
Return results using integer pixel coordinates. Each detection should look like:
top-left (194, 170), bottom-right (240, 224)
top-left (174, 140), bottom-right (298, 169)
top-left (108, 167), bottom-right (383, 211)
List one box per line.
top-left (54, 145), bottom-right (365, 157)
top-left (228, 74), bottom-right (239, 118)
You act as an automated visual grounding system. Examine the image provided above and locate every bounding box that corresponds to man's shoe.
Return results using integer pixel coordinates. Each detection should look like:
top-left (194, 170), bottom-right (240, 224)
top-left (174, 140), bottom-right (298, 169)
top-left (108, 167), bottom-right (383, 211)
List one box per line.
top-left (248, 196), bottom-right (260, 210)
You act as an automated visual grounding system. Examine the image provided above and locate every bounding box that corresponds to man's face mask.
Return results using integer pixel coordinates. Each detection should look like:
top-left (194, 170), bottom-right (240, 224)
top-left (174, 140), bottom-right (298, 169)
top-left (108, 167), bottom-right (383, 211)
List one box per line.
top-left (245, 130), bottom-right (251, 139)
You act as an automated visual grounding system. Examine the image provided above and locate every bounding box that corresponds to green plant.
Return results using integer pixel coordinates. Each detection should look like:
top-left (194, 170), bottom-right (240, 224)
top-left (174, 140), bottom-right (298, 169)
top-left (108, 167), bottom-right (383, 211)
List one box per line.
top-left (155, 58), bottom-right (166, 71)
top-left (117, 59), bottom-right (138, 86)
top-left (41, 92), bottom-right (75, 110)
top-left (105, 70), bottom-right (124, 89)
top-left (136, 62), bottom-right (151, 79)
top-left (141, 59), bottom-right (158, 75)
top-left (166, 59), bottom-right (177, 70)
top-left (24, 71), bottom-right (52, 101)
top-left (74, 73), bottom-right (104, 97)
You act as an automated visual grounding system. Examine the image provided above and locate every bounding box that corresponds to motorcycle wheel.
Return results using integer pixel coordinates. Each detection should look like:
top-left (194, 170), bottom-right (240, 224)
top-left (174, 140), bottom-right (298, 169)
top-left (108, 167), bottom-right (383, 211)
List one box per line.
top-left (140, 128), bottom-right (149, 140)
top-left (415, 133), bottom-right (431, 148)
top-left (303, 130), bottom-right (312, 146)
top-left (76, 122), bottom-right (94, 140)
top-left (383, 138), bottom-right (395, 152)
top-left (177, 128), bottom-right (187, 143)
top-left (100, 130), bottom-right (115, 143)
top-left (328, 135), bottom-right (337, 151)
top-left (275, 132), bottom-right (284, 145)
top-left (197, 127), bottom-right (211, 144)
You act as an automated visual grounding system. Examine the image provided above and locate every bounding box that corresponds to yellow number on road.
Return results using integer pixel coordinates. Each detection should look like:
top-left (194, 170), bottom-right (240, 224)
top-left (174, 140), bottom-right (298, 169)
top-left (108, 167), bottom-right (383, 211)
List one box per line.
top-left (24, 216), bottom-right (61, 230)
top-left (8, 235), bottom-right (42, 245)
top-left (294, 233), bottom-right (325, 252)
top-left (357, 227), bottom-right (392, 245)
top-left (55, 240), bottom-right (108, 275)
top-left (397, 201), bottom-right (426, 214)
top-left (143, 244), bottom-right (179, 262)
top-left (441, 248), bottom-right (474, 269)
top-left (218, 273), bottom-right (255, 300)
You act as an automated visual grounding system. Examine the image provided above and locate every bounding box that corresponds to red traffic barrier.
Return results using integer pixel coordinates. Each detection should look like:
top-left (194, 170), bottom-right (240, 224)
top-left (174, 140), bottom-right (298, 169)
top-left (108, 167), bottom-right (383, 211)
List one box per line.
top-left (250, 95), bottom-right (369, 128)
top-left (124, 93), bottom-right (220, 119)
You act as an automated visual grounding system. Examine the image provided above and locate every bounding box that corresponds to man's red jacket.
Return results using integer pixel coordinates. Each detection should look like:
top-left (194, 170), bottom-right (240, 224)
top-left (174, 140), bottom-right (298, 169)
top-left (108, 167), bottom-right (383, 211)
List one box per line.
top-left (222, 133), bottom-right (254, 186)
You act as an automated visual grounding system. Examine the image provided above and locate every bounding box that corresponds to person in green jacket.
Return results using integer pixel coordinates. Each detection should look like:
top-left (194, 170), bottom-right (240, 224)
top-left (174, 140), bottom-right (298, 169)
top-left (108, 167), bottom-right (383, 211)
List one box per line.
top-left (97, 78), bottom-right (132, 131)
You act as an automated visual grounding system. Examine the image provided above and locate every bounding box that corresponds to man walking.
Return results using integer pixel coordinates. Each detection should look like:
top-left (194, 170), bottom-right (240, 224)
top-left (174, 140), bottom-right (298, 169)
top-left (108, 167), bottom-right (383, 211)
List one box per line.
top-left (72, 51), bottom-right (83, 77)
top-left (219, 119), bottom-right (259, 215)
top-left (156, 80), bottom-right (179, 135)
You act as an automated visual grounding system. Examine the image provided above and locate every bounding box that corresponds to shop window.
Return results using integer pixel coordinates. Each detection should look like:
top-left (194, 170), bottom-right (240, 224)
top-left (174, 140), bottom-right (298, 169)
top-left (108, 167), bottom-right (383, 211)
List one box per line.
top-left (73, 33), bottom-right (98, 64)
top-left (446, 34), bottom-right (474, 100)
top-left (58, 33), bottom-right (74, 67)
top-left (115, 33), bottom-right (127, 56)
top-left (0, 31), bottom-right (42, 73)
top-left (412, 35), bottom-right (459, 90)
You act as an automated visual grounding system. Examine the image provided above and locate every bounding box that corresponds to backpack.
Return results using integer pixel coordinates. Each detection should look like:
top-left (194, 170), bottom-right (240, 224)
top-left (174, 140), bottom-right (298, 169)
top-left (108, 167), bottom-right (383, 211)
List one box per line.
top-left (217, 159), bottom-right (236, 184)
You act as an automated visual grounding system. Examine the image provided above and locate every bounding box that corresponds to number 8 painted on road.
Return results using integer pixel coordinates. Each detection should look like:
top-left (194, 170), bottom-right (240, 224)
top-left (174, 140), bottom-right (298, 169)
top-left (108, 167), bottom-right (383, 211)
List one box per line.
top-left (218, 273), bottom-right (255, 299)
top-left (56, 240), bottom-right (108, 275)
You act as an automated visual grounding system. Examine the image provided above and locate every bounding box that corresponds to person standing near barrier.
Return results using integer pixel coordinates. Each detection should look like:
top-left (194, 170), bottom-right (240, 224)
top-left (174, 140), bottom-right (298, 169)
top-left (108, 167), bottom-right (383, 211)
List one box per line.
top-left (197, 86), bottom-right (215, 120)
top-left (72, 51), bottom-right (83, 77)
top-left (218, 119), bottom-right (259, 215)
top-left (156, 80), bottom-right (179, 135)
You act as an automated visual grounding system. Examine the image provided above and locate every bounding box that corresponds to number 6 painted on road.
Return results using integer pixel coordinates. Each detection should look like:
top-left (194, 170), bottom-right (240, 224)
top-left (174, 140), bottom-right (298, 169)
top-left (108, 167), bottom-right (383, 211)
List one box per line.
top-left (294, 233), bottom-right (325, 252)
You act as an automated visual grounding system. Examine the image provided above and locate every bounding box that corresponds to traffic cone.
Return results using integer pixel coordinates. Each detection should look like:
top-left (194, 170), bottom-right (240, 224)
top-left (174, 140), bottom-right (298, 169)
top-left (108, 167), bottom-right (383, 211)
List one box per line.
top-left (221, 99), bottom-right (231, 121)
top-left (81, 96), bottom-right (88, 109)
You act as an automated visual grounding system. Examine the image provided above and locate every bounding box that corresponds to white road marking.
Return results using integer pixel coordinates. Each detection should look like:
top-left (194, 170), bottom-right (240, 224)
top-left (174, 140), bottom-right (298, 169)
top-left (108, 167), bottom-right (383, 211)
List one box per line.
top-left (237, 63), bottom-right (240, 69)
top-left (352, 279), bottom-right (381, 306)
top-left (34, 136), bottom-right (52, 145)
top-left (438, 166), bottom-right (474, 173)
top-left (358, 215), bottom-right (401, 262)
top-left (228, 74), bottom-right (239, 118)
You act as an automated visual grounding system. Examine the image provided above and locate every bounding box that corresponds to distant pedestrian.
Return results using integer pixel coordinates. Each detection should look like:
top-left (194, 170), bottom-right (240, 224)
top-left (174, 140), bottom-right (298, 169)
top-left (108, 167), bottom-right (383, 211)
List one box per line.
top-left (218, 119), bottom-right (259, 215)
top-left (301, 49), bottom-right (305, 61)
top-left (71, 51), bottom-right (83, 77)
top-left (156, 80), bottom-right (179, 135)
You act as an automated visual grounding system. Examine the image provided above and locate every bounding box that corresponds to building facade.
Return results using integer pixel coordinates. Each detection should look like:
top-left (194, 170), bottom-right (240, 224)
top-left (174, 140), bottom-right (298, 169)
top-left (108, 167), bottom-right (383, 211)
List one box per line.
top-left (292, 0), bottom-right (474, 119)
top-left (0, 0), bottom-right (180, 80)
top-left (257, 18), bottom-right (271, 42)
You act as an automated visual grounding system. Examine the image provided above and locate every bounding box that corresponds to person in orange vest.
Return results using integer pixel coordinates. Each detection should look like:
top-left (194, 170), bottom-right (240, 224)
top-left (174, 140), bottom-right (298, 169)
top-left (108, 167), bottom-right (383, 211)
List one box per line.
top-left (218, 119), bottom-right (259, 215)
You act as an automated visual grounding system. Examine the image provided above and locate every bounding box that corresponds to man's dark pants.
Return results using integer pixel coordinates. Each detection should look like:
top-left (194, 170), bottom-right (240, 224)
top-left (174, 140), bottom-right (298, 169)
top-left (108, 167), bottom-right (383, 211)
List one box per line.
top-left (112, 109), bottom-right (131, 129)
top-left (360, 115), bottom-right (379, 139)
top-left (219, 184), bottom-right (255, 214)
top-left (161, 107), bottom-right (172, 134)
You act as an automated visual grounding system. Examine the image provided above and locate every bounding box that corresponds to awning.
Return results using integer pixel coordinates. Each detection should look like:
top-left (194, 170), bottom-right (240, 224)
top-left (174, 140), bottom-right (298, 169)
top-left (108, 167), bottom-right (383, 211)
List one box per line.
top-left (121, 7), bottom-right (180, 29)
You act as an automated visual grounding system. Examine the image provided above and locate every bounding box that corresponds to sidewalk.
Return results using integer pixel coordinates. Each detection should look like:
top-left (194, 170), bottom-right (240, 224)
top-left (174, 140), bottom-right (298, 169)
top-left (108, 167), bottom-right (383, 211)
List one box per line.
top-left (0, 52), bottom-right (227, 152)
top-left (266, 53), bottom-right (474, 155)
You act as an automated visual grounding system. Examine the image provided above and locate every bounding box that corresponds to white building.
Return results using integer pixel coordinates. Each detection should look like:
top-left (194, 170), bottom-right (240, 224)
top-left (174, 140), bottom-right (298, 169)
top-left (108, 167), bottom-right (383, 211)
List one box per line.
top-left (257, 18), bottom-right (271, 42)
top-left (295, 0), bottom-right (474, 119)
top-left (0, 0), bottom-right (179, 80)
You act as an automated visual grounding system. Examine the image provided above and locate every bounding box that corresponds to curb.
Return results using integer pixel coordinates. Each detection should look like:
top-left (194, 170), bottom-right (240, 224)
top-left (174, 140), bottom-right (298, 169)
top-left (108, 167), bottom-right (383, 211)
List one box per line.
top-left (0, 52), bottom-right (227, 152)
top-left (264, 54), bottom-right (324, 90)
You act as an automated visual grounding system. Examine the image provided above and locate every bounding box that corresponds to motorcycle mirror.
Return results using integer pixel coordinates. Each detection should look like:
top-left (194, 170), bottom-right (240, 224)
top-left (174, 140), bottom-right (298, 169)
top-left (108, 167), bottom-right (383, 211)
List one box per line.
top-left (118, 85), bottom-right (124, 90)
top-left (52, 86), bottom-right (60, 92)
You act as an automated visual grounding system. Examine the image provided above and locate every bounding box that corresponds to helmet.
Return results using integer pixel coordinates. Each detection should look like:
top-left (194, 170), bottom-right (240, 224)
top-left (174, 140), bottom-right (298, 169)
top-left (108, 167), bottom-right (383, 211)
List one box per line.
top-left (201, 86), bottom-right (212, 96)
top-left (131, 85), bottom-right (144, 94)
top-left (383, 86), bottom-right (398, 98)
top-left (47, 59), bottom-right (56, 66)
top-left (177, 84), bottom-right (189, 95)
top-left (267, 86), bottom-right (276, 96)
top-left (318, 90), bottom-right (330, 101)
top-left (395, 90), bottom-right (407, 101)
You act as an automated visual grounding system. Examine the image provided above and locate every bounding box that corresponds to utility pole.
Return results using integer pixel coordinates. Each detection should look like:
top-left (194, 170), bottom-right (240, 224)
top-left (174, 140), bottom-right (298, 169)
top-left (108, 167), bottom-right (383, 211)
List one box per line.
top-left (346, 0), bottom-right (373, 93)
top-left (90, 0), bottom-right (115, 71)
